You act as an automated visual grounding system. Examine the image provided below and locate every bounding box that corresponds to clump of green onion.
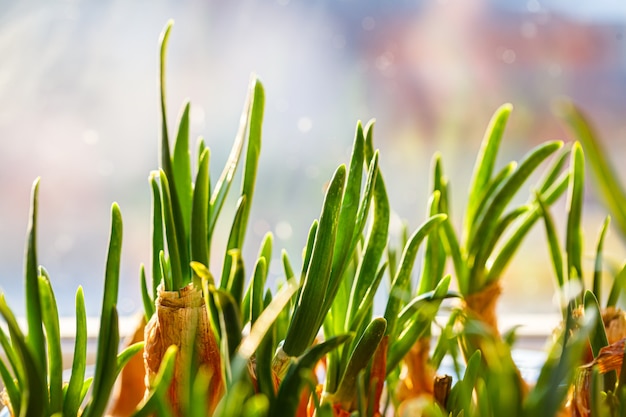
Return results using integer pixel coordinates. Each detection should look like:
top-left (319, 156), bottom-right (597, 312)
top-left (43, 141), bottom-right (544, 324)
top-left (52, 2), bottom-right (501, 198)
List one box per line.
top-left (0, 179), bottom-right (142, 417)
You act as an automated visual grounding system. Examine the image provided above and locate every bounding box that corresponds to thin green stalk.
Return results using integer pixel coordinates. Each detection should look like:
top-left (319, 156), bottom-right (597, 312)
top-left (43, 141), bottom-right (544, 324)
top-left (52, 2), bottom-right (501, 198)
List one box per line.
top-left (191, 148), bottom-right (210, 270)
top-left (523, 302), bottom-right (594, 417)
top-left (230, 279), bottom-right (299, 388)
top-left (319, 123), bottom-right (371, 325)
top-left (219, 78), bottom-right (265, 288)
top-left (241, 232), bottom-right (273, 324)
top-left (333, 318), bottom-right (386, 408)
top-left (283, 165), bottom-right (346, 357)
top-left (271, 335), bottom-right (350, 417)
top-left (464, 103), bottom-right (513, 244)
top-left (584, 290), bottom-right (609, 358)
top-left (556, 99), bottom-right (626, 242)
top-left (469, 141), bottom-right (563, 290)
top-left (172, 101), bottom-right (192, 239)
top-left (38, 270), bottom-right (63, 414)
top-left (417, 191), bottom-right (445, 295)
top-left (157, 21), bottom-right (190, 291)
top-left (159, 170), bottom-right (185, 290)
top-left (64, 287), bottom-right (87, 417)
top-left (607, 263), bottom-right (626, 308)
top-left (566, 142), bottom-right (585, 282)
top-left (249, 258), bottom-right (267, 326)
top-left (384, 214), bottom-right (447, 338)
top-left (0, 294), bottom-right (48, 417)
top-left (345, 123), bottom-right (389, 330)
top-left (466, 162), bottom-right (517, 247)
top-left (220, 196), bottom-right (247, 291)
top-left (593, 216), bottom-right (611, 301)
top-left (150, 173), bottom-right (164, 298)
top-left (386, 276), bottom-right (451, 373)
top-left (0, 358), bottom-right (19, 417)
top-left (0, 325), bottom-right (24, 391)
top-left (140, 265), bottom-right (155, 320)
top-left (24, 178), bottom-right (46, 379)
top-left (536, 194), bottom-right (565, 293)
top-left (209, 77), bottom-right (260, 236)
top-left (237, 77), bottom-right (265, 246)
top-left (158, 20), bottom-right (173, 171)
top-left (348, 264), bottom-right (388, 334)
top-left (83, 203), bottom-right (123, 417)
top-left (486, 171), bottom-right (570, 284)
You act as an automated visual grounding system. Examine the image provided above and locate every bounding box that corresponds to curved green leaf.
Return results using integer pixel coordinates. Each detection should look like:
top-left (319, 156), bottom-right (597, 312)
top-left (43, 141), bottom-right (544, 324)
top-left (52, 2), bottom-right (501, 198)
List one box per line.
top-left (140, 265), bottom-right (155, 320)
top-left (38, 271), bottom-right (63, 414)
top-left (64, 286), bottom-right (87, 417)
top-left (209, 76), bottom-right (260, 235)
top-left (172, 101), bottom-right (192, 238)
top-left (566, 142), bottom-right (585, 282)
top-left (467, 162), bottom-right (516, 246)
top-left (486, 171), bottom-right (569, 283)
top-left (131, 345), bottom-right (178, 417)
top-left (237, 77), bottom-right (265, 247)
top-left (556, 99), bottom-right (626, 242)
top-left (387, 276), bottom-right (452, 373)
top-left (0, 357), bottom-right (20, 417)
top-left (220, 196), bottom-right (247, 292)
top-left (464, 104), bottom-right (513, 241)
top-left (346, 124), bottom-right (389, 332)
top-left (536, 194), bottom-right (565, 292)
top-left (334, 318), bottom-right (386, 407)
top-left (24, 178), bottom-right (46, 378)
top-left (607, 263), bottom-right (626, 308)
top-left (191, 148), bottom-right (210, 270)
top-left (272, 335), bottom-right (350, 417)
top-left (0, 294), bottom-right (48, 417)
top-left (593, 216), bottom-right (611, 300)
top-left (470, 141), bottom-right (563, 290)
top-left (159, 170), bottom-right (185, 290)
top-left (149, 173), bottom-right (164, 298)
top-left (384, 213), bottom-right (447, 338)
top-left (283, 165), bottom-right (346, 357)
top-left (84, 203), bottom-right (123, 417)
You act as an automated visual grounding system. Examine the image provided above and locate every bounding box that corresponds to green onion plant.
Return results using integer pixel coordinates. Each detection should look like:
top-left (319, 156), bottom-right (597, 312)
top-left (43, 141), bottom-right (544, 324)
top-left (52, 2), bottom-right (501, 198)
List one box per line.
top-left (3, 19), bottom-right (626, 417)
top-left (0, 180), bottom-right (142, 417)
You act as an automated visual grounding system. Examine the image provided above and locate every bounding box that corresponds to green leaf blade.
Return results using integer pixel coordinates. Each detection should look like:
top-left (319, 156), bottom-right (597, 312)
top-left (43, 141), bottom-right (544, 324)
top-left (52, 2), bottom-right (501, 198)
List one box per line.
top-left (85, 203), bottom-right (123, 417)
top-left (470, 140), bottom-right (563, 290)
top-left (0, 294), bottom-right (48, 417)
top-left (24, 178), bottom-right (46, 378)
top-left (384, 214), bottom-right (447, 338)
top-left (159, 171), bottom-right (186, 289)
top-left (237, 77), bottom-right (265, 247)
top-left (38, 272), bottom-right (63, 414)
top-left (191, 148), bottom-right (210, 269)
top-left (283, 165), bottom-right (347, 357)
top-left (465, 104), bottom-right (513, 240)
top-left (64, 286), bottom-right (88, 417)
top-left (172, 101), bottom-right (193, 239)
top-left (150, 173), bottom-right (164, 298)
top-left (556, 99), bottom-right (626, 242)
top-left (272, 335), bottom-right (350, 417)
top-left (566, 142), bottom-right (585, 282)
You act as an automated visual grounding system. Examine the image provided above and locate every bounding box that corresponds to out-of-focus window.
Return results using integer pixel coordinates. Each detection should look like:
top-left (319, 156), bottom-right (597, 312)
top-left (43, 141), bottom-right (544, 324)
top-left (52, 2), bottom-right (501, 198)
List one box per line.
top-left (0, 1), bottom-right (624, 317)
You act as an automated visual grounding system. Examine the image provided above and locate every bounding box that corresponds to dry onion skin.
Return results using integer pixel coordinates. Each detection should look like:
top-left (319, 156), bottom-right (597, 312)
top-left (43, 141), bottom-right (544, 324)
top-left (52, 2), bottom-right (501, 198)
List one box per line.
top-left (144, 284), bottom-right (223, 415)
top-left (395, 338), bottom-right (435, 403)
top-left (564, 308), bottom-right (626, 417)
top-left (463, 280), bottom-right (502, 334)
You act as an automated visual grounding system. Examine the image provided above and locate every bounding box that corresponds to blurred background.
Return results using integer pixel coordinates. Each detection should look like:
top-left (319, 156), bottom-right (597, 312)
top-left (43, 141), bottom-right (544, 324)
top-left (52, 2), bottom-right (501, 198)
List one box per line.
top-left (0, 0), bottom-right (625, 318)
